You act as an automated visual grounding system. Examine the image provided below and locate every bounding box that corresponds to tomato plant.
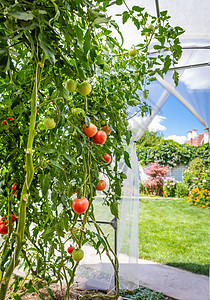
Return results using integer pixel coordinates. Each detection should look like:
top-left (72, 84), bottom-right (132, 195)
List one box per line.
top-left (0, 0), bottom-right (183, 299)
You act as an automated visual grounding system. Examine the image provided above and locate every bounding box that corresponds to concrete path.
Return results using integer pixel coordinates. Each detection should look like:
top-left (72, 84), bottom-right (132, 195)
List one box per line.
top-left (76, 245), bottom-right (209, 300)
top-left (12, 243), bottom-right (209, 300)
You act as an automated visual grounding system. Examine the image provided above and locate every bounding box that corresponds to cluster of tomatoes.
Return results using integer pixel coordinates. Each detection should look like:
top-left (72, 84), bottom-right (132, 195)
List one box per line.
top-left (2, 117), bottom-right (15, 129)
top-left (0, 214), bottom-right (16, 235)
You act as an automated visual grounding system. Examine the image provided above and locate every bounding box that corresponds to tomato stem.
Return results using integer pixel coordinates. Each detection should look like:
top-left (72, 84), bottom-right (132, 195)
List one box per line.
top-left (0, 53), bottom-right (46, 300)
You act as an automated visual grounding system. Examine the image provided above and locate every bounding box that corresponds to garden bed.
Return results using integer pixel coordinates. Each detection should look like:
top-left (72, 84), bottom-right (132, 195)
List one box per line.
top-left (6, 284), bottom-right (174, 300)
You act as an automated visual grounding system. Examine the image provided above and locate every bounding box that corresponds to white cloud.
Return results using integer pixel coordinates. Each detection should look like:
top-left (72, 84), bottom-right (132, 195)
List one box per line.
top-left (128, 114), bottom-right (166, 132)
top-left (180, 67), bottom-right (210, 90)
top-left (180, 50), bottom-right (210, 90)
top-left (164, 135), bottom-right (187, 144)
top-left (148, 115), bottom-right (166, 132)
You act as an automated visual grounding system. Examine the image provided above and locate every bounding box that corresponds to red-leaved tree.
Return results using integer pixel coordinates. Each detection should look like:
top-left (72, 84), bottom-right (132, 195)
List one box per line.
top-left (144, 162), bottom-right (169, 195)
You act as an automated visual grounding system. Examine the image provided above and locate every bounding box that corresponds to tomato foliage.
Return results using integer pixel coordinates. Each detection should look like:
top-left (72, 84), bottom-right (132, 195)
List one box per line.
top-left (0, 0), bottom-right (183, 298)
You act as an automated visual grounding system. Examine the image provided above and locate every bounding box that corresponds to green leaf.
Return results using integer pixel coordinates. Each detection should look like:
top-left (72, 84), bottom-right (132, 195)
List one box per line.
top-left (125, 130), bottom-right (132, 145)
top-left (50, 160), bottom-right (63, 169)
top-left (92, 16), bottom-right (111, 26)
top-left (110, 200), bottom-right (118, 218)
top-left (9, 11), bottom-right (34, 21)
top-left (173, 70), bottom-right (179, 87)
top-left (63, 153), bottom-right (76, 165)
top-left (35, 148), bottom-right (55, 153)
top-left (42, 173), bottom-right (51, 197)
top-left (143, 89), bottom-right (149, 100)
top-left (38, 292), bottom-right (45, 300)
top-left (38, 33), bottom-right (55, 64)
top-left (116, 0), bottom-right (123, 5)
top-left (124, 151), bottom-right (131, 168)
top-left (47, 287), bottom-right (54, 299)
top-left (84, 29), bottom-right (91, 53)
top-left (122, 11), bottom-right (129, 24)
top-left (84, 115), bottom-right (91, 127)
top-left (75, 25), bottom-right (84, 45)
top-left (132, 6), bottom-right (145, 13)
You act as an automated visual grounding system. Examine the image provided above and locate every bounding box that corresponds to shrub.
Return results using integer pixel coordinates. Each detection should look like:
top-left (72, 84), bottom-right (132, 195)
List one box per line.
top-left (183, 158), bottom-right (209, 190)
top-left (175, 182), bottom-right (189, 198)
top-left (144, 162), bottom-right (168, 195)
top-left (162, 177), bottom-right (176, 197)
top-left (187, 188), bottom-right (210, 208)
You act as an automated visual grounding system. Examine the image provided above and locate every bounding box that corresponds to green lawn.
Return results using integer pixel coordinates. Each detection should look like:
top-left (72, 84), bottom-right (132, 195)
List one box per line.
top-left (89, 196), bottom-right (209, 276)
top-left (139, 197), bottom-right (210, 276)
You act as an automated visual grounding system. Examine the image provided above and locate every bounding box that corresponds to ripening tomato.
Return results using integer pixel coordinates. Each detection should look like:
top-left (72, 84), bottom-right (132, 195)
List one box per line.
top-left (96, 180), bottom-right (106, 191)
top-left (67, 246), bottom-right (75, 254)
top-left (0, 224), bottom-right (8, 235)
top-left (72, 196), bottom-right (89, 214)
top-left (83, 123), bottom-right (97, 137)
top-left (6, 214), bottom-right (16, 225)
top-left (103, 153), bottom-right (111, 164)
top-left (102, 125), bottom-right (112, 134)
top-left (72, 249), bottom-right (84, 261)
top-left (91, 131), bottom-right (107, 145)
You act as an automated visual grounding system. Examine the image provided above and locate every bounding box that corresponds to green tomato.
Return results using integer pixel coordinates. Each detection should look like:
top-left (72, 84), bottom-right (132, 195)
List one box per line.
top-left (44, 118), bottom-right (56, 129)
top-left (66, 79), bottom-right (77, 92)
top-left (78, 82), bottom-right (92, 96)
top-left (72, 249), bottom-right (84, 262)
top-left (148, 24), bottom-right (155, 31)
top-left (72, 108), bottom-right (85, 116)
top-left (101, 120), bottom-right (106, 126)
top-left (129, 48), bottom-right (137, 57)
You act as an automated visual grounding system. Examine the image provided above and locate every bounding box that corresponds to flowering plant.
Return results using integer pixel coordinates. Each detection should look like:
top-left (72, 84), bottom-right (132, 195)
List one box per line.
top-left (143, 162), bottom-right (168, 195)
top-left (187, 188), bottom-right (210, 209)
top-left (163, 177), bottom-right (176, 197)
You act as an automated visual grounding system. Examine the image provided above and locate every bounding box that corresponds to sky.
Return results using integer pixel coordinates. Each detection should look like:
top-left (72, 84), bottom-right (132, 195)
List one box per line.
top-left (107, 1), bottom-right (210, 144)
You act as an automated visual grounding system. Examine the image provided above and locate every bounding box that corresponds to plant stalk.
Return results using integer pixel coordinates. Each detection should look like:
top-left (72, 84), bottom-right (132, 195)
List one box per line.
top-left (0, 54), bottom-right (46, 300)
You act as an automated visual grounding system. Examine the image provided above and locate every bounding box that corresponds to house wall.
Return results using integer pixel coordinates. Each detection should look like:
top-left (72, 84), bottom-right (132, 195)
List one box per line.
top-left (167, 164), bottom-right (187, 182)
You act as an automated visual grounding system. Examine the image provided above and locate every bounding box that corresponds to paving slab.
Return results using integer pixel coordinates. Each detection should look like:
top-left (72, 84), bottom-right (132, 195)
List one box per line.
top-left (76, 245), bottom-right (209, 300)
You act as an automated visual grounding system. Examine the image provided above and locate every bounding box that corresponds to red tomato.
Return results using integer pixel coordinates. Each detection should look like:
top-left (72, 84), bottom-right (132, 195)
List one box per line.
top-left (67, 246), bottom-right (75, 254)
top-left (0, 224), bottom-right (8, 235)
top-left (0, 217), bottom-right (4, 224)
top-left (83, 123), bottom-right (97, 137)
top-left (91, 131), bottom-right (107, 145)
top-left (96, 180), bottom-right (106, 191)
top-left (103, 153), bottom-right (111, 164)
top-left (72, 197), bottom-right (89, 214)
top-left (102, 125), bottom-right (112, 134)
top-left (11, 184), bottom-right (17, 195)
top-left (6, 214), bottom-right (16, 225)
top-left (2, 117), bottom-right (15, 128)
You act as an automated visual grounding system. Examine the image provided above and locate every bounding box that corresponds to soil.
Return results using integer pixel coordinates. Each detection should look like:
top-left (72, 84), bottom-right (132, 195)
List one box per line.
top-left (6, 283), bottom-right (116, 300)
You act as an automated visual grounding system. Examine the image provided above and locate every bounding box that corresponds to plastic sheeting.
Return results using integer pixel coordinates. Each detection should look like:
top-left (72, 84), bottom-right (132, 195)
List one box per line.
top-left (77, 1), bottom-right (210, 291)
